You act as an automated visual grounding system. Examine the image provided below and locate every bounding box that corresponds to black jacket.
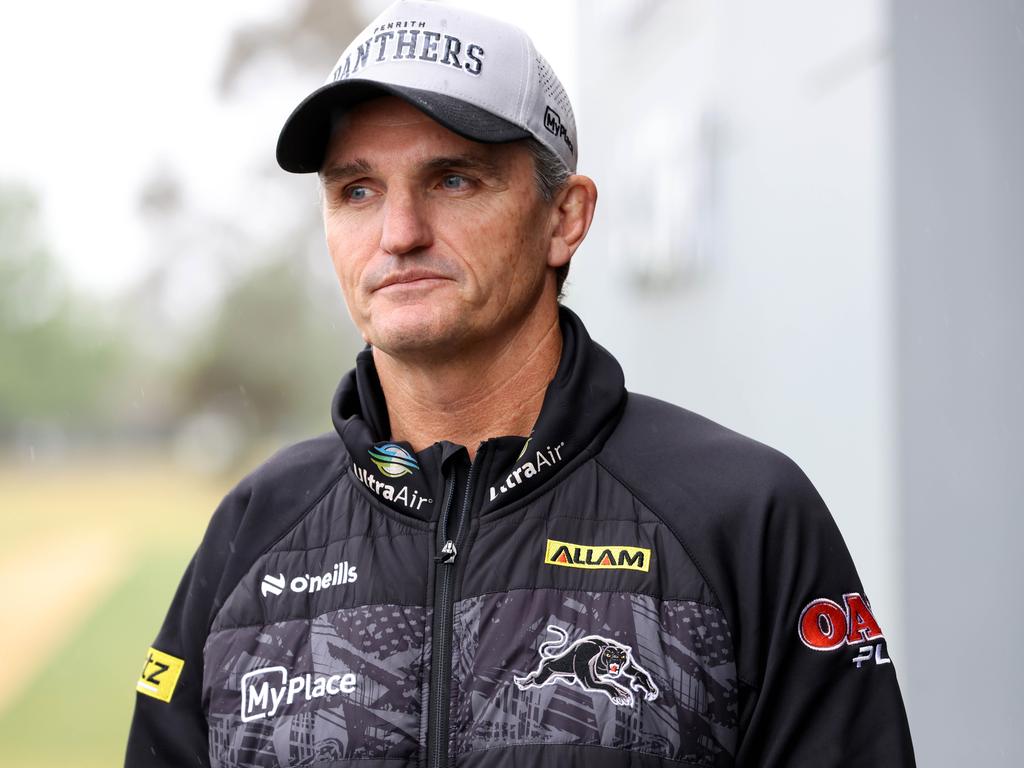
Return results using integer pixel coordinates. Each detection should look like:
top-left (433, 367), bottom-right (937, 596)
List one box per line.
top-left (126, 308), bottom-right (916, 767)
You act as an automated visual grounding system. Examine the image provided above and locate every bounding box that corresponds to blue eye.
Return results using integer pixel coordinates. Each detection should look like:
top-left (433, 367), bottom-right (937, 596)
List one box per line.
top-left (345, 185), bottom-right (370, 201)
top-left (441, 174), bottom-right (468, 190)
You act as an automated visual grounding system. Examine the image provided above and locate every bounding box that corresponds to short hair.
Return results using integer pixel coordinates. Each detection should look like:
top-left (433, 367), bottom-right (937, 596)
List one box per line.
top-left (522, 139), bottom-right (573, 297)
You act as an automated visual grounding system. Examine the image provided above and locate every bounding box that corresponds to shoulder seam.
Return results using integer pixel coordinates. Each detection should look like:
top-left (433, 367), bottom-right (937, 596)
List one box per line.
top-left (598, 456), bottom-right (757, 692)
top-left (593, 457), bottom-right (723, 610)
top-left (265, 458), bottom-right (354, 553)
top-left (594, 455), bottom-right (756, 690)
top-left (208, 455), bottom-right (353, 633)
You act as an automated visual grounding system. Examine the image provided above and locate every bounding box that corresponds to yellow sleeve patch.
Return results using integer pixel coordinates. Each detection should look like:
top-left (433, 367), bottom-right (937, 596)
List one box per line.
top-left (136, 647), bottom-right (185, 703)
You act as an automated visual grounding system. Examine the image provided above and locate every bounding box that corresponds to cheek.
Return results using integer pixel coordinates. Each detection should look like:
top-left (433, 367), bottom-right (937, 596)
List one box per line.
top-left (470, 206), bottom-right (549, 287)
top-left (327, 244), bottom-right (352, 294)
top-left (325, 223), bottom-right (370, 297)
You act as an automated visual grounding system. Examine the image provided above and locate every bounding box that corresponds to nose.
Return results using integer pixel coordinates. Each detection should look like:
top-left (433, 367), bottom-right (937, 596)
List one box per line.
top-left (379, 187), bottom-right (432, 256)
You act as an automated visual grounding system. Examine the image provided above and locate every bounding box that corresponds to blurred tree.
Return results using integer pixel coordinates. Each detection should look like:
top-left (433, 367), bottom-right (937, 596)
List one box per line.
top-left (0, 184), bottom-right (123, 436)
top-left (152, 0), bottom-right (368, 469)
top-left (176, 245), bottom-right (357, 446)
top-left (67, 0), bottom-right (372, 470)
top-left (0, 2), bottom-right (371, 457)
top-left (218, 0), bottom-right (363, 94)
top-left (125, 161), bottom-right (359, 470)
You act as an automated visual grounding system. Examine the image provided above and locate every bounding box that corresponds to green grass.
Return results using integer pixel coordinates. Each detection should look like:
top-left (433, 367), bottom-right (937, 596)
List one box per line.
top-left (0, 458), bottom-right (244, 767)
top-left (0, 548), bottom-right (192, 768)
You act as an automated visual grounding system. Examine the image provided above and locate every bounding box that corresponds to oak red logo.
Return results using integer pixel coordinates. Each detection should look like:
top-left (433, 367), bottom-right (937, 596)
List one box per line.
top-left (799, 592), bottom-right (883, 650)
top-left (798, 592), bottom-right (893, 668)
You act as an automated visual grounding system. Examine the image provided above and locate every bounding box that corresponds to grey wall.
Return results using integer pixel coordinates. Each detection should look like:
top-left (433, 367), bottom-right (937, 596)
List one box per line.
top-left (569, 0), bottom-right (903, 654)
top-left (892, 1), bottom-right (1024, 764)
top-left (572, 0), bottom-right (1024, 759)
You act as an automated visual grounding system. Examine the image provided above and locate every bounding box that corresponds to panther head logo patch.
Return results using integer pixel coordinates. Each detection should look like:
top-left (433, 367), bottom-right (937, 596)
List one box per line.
top-left (514, 625), bottom-right (659, 706)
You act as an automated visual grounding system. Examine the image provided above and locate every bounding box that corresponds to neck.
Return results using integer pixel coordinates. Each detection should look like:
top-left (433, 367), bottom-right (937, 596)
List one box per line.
top-left (373, 306), bottom-right (563, 461)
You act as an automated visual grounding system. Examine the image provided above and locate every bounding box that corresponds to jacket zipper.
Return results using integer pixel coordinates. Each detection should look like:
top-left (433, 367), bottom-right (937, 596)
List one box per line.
top-left (427, 453), bottom-right (479, 768)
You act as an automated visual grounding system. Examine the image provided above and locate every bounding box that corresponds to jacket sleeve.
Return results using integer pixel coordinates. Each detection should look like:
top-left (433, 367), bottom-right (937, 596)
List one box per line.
top-left (733, 458), bottom-right (916, 767)
top-left (124, 484), bottom-right (252, 768)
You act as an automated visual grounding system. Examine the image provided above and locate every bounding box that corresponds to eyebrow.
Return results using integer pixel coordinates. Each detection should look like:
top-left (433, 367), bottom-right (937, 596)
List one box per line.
top-left (422, 154), bottom-right (505, 178)
top-left (320, 159), bottom-right (373, 186)
top-left (319, 153), bottom-right (506, 185)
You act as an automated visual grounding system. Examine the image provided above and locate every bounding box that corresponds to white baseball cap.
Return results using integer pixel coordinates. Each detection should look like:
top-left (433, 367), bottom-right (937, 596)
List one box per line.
top-left (276, 0), bottom-right (578, 174)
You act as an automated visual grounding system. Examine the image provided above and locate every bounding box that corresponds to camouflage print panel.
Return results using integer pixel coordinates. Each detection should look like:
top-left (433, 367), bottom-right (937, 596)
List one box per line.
top-left (205, 604), bottom-right (429, 767)
top-left (450, 590), bottom-right (738, 766)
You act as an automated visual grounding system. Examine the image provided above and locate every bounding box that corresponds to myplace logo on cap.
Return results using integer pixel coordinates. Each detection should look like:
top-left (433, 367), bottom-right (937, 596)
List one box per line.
top-left (276, 0), bottom-right (578, 175)
top-left (543, 107), bottom-right (574, 155)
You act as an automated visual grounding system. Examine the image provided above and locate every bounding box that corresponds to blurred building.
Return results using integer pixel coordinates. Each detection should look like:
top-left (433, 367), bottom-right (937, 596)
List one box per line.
top-left (568, 1), bottom-right (1022, 765)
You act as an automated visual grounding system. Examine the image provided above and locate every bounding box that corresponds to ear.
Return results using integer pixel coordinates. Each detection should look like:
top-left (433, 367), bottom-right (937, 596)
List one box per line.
top-left (547, 174), bottom-right (598, 270)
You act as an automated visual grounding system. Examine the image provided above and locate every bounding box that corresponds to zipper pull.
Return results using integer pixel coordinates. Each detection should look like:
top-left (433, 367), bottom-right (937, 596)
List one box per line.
top-left (435, 540), bottom-right (457, 564)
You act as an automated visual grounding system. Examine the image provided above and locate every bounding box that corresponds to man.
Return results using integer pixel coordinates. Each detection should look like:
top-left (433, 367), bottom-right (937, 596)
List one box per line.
top-left (126, 2), bottom-right (916, 766)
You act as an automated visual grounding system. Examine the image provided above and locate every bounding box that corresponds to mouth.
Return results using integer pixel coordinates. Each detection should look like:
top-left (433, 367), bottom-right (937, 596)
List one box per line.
top-left (374, 270), bottom-right (452, 292)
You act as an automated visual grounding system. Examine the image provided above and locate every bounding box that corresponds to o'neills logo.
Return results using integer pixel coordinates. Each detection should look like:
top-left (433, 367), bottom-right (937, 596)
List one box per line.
top-left (240, 666), bottom-right (357, 722)
top-left (260, 561), bottom-right (357, 598)
top-left (331, 22), bottom-right (485, 82)
top-left (352, 464), bottom-right (431, 511)
top-left (545, 539), bottom-right (651, 572)
top-left (489, 441), bottom-right (565, 501)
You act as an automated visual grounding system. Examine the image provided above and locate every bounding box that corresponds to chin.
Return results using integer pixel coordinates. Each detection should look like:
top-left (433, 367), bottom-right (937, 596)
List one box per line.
top-left (367, 310), bottom-right (468, 357)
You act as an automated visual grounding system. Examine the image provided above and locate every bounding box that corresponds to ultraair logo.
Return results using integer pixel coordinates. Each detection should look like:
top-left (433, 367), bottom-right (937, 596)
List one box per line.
top-left (352, 464), bottom-right (431, 511)
top-left (488, 440), bottom-right (565, 501)
top-left (368, 442), bottom-right (419, 478)
top-left (240, 666), bottom-right (357, 722)
top-left (260, 561), bottom-right (357, 598)
top-left (544, 539), bottom-right (651, 572)
top-left (798, 592), bottom-right (891, 668)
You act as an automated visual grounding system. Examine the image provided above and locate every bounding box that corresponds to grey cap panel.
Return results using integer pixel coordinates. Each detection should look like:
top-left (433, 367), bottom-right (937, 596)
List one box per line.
top-left (276, 0), bottom-right (576, 174)
top-left (276, 81), bottom-right (531, 174)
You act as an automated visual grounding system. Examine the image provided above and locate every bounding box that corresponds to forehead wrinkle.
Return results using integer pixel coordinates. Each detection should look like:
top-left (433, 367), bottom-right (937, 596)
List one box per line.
top-left (336, 98), bottom-right (436, 130)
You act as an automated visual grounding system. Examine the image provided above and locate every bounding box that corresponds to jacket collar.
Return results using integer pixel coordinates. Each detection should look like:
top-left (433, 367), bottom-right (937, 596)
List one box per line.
top-left (332, 306), bottom-right (626, 521)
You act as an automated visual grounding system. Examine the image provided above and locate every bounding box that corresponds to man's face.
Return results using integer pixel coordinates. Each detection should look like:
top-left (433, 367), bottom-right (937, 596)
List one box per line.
top-left (320, 97), bottom-right (556, 360)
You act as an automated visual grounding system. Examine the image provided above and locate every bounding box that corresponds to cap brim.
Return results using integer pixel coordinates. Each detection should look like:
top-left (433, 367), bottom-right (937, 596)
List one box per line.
top-left (276, 80), bottom-right (531, 174)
